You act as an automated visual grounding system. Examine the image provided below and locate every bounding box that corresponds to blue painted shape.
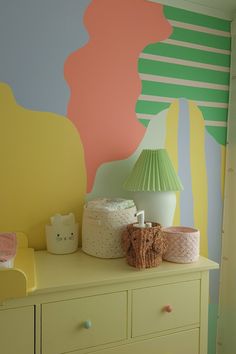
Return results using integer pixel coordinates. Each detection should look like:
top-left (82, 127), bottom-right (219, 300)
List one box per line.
top-left (205, 131), bottom-right (222, 304)
top-left (178, 98), bottom-right (194, 226)
top-left (0, 0), bottom-right (91, 115)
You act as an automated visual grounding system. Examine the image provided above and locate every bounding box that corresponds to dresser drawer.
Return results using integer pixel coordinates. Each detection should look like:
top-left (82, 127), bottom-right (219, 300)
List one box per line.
top-left (132, 280), bottom-right (200, 337)
top-left (0, 306), bottom-right (34, 354)
top-left (42, 291), bottom-right (127, 354)
top-left (94, 328), bottom-right (199, 354)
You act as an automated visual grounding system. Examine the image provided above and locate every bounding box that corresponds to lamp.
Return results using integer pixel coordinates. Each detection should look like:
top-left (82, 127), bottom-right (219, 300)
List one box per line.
top-left (123, 149), bottom-right (183, 227)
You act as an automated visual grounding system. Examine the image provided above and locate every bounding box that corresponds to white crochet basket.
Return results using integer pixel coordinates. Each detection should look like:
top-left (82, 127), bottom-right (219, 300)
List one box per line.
top-left (162, 226), bottom-right (200, 263)
top-left (82, 203), bottom-right (137, 258)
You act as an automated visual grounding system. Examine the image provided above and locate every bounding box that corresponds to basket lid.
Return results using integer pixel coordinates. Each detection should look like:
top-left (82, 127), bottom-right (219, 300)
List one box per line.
top-left (85, 198), bottom-right (135, 212)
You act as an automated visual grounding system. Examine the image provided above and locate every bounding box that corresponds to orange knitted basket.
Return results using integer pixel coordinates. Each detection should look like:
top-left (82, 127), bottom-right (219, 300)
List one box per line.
top-left (121, 222), bottom-right (165, 269)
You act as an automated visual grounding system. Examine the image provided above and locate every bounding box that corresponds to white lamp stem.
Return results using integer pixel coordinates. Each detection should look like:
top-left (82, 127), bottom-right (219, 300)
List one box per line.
top-left (132, 191), bottom-right (176, 227)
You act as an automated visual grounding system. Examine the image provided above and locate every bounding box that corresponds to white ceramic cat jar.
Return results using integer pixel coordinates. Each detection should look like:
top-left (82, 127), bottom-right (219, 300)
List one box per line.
top-left (45, 213), bottom-right (78, 254)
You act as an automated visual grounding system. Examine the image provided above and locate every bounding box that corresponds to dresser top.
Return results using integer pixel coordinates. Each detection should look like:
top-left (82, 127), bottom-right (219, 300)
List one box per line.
top-left (32, 249), bottom-right (218, 296)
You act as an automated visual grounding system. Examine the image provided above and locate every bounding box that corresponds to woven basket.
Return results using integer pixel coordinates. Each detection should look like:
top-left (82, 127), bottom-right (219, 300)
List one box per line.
top-left (82, 205), bottom-right (137, 258)
top-left (162, 226), bottom-right (200, 263)
top-left (122, 222), bottom-right (164, 269)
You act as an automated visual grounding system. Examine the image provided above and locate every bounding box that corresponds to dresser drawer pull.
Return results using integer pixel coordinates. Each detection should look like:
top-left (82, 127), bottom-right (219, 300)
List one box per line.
top-left (163, 305), bottom-right (173, 313)
top-left (83, 320), bottom-right (92, 329)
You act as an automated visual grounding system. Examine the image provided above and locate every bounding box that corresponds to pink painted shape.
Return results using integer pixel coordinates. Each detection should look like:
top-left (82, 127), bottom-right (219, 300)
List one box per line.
top-left (64, 0), bottom-right (172, 192)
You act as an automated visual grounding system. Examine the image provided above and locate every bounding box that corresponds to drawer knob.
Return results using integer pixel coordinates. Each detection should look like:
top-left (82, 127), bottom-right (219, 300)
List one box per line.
top-left (163, 305), bottom-right (173, 313)
top-left (83, 320), bottom-right (92, 329)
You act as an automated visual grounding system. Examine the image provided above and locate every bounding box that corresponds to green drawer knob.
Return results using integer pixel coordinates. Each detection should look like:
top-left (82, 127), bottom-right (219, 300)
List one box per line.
top-left (84, 320), bottom-right (92, 329)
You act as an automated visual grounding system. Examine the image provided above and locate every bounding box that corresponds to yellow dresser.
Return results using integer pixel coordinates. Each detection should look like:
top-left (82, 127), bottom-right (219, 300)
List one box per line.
top-left (0, 250), bottom-right (218, 354)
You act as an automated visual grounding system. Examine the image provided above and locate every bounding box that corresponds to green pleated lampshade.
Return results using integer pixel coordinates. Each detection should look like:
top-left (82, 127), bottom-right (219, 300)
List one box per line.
top-left (123, 149), bottom-right (183, 192)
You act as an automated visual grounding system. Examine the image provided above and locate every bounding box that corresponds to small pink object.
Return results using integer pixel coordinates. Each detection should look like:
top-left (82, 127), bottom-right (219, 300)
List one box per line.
top-left (163, 305), bottom-right (173, 313)
top-left (162, 226), bottom-right (200, 264)
top-left (0, 233), bottom-right (17, 263)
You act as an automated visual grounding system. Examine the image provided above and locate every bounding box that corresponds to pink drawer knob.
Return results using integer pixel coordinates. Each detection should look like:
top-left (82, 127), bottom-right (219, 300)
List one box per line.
top-left (163, 305), bottom-right (173, 313)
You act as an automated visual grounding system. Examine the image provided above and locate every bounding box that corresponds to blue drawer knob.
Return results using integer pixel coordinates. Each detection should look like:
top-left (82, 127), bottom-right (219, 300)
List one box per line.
top-left (84, 320), bottom-right (92, 329)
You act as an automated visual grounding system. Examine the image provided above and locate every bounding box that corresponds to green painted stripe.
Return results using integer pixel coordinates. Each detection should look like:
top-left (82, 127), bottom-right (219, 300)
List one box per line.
top-left (136, 100), bottom-right (228, 123)
top-left (206, 126), bottom-right (227, 145)
top-left (170, 27), bottom-right (231, 50)
top-left (138, 119), bottom-right (150, 128)
top-left (143, 43), bottom-right (230, 67)
top-left (138, 59), bottom-right (230, 85)
top-left (136, 100), bottom-right (170, 114)
top-left (141, 81), bottom-right (229, 103)
top-left (199, 107), bottom-right (228, 122)
top-left (164, 6), bottom-right (231, 32)
top-left (136, 102), bottom-right (228, 144)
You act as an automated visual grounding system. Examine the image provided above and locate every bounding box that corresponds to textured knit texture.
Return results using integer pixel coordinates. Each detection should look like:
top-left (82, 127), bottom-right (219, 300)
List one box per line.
top-left (122, 222), bottom-right (166, 269)
top-left (162, 226), bottom-right (200, 263)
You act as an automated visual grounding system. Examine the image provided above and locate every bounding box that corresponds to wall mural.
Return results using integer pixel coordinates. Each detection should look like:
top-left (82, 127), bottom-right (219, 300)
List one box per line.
top-left (137, 5), bottom-right (230, 146)
top-left (0, 1), bottom-right (231, 353)
top-left (65, 0), bottom-right (172, 191)
top-left (0, 82), bottom-right (86, 250)
top-left (0, 0), bottom-right (91, 116)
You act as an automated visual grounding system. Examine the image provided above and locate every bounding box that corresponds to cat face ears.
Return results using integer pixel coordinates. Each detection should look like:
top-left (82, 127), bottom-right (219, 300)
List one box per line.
top-left (50, 213), bottom-right (75, 226)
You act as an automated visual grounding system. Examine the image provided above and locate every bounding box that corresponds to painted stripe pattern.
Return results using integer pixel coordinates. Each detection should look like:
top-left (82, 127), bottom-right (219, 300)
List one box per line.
top-left (139, 53), bottom-right (230, 72)
top-left (138, 96), bottom-right (228, 108)
top-left (178, 99), bottom-right (194, 226)
top-left (139, 74), bottom-right (229, 90)
top-left (137, 113), bottom-right (227, 126)
top-left (165, 101), bottom-right (181, 226)
top-left (136, 5), bottom-right (231, 145)
top-left (164, 39), bottom-right (230, 54)
top-left (169, 20), bottom-right (231, 37)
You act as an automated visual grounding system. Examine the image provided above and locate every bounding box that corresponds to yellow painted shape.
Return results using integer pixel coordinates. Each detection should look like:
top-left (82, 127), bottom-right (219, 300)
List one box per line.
top-left (0, 306), bottom-right (34, 354)
top-left (16, 232), bottom-right (29, 248)
top-left (42, 292), bottom-right (127, 354)
top-left (0, 83), bottom-right (86, 250)
top-left (189, 101), bottom-right (208, 257)
top-left (165, 100), bottom-right (180, 225)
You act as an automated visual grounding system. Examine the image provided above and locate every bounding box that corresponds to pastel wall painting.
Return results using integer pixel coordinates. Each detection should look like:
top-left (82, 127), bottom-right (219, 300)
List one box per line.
top-left (0, 2), bottom-right (230, 353)
top-left (0, 0), bottom-right (229, 268)
top-left (0, 83), bottom-right (86, 250)
top-left (0, 0), bottom-right (91, 116)
top-left (65, 0), bottom-right (172, 192)
top-left (137, 5), bottom-right (230, 146)
top-left (0, 0), bottom-right (229, 261)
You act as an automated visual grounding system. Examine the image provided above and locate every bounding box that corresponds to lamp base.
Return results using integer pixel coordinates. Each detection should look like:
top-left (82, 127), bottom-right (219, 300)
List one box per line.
top-left (132, 191), bottom-right (176, 227)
